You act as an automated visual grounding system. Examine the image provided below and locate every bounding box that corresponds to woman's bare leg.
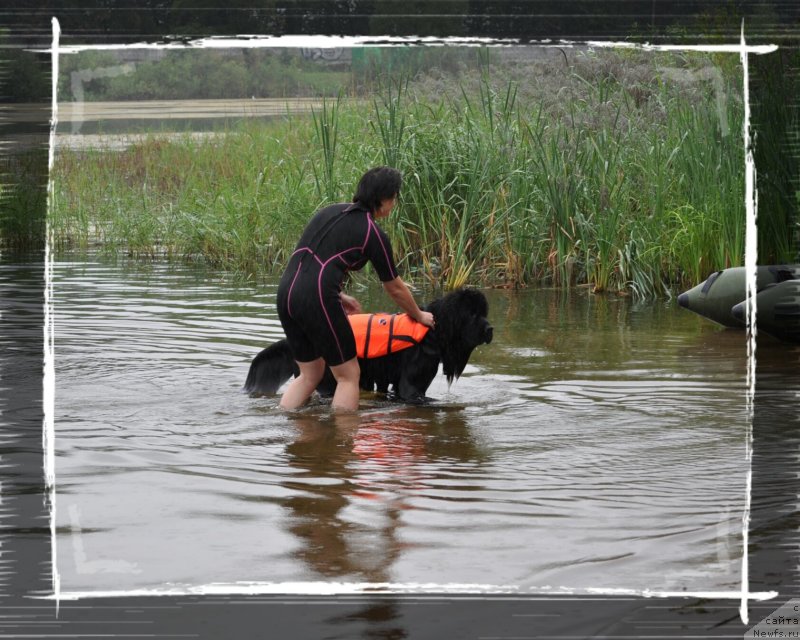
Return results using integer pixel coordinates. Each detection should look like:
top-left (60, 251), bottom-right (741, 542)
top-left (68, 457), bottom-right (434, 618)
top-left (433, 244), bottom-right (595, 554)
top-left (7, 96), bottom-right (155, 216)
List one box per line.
top-left (329, 357), bottom-right (361, 412)
top-left (279, 358), bottom-right (326, 410)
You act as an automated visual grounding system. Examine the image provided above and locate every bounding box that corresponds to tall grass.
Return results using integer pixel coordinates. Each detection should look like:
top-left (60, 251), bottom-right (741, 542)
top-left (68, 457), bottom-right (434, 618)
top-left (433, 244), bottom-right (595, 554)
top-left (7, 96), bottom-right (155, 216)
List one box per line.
top-left (311, 94), bottom-right (342, 202)
top-left (371, 76), bottom-right (410, 169)
top-left (51, 49), bottom-right (749, 296)
top-left (749, 52), bottom-right (799, 264)
top-left (0, 150), bottom-right (47, 250)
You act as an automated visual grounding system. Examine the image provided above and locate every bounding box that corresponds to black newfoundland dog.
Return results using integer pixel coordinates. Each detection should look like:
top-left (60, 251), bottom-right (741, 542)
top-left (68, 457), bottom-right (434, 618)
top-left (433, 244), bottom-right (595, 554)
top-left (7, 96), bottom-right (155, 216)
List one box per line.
top-left (243, 288), bottom-right (493, 403)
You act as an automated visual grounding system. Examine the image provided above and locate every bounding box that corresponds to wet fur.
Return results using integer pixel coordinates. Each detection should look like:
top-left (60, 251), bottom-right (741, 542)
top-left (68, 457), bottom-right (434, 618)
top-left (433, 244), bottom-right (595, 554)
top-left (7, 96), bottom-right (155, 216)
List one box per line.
top-left (243, 288), bottom-right (493, 403)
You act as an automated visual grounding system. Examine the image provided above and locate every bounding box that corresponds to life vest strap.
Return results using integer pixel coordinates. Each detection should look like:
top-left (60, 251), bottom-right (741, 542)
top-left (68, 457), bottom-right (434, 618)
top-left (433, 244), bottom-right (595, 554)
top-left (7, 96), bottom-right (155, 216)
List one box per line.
top-left (363, 313), bottom-right (374, 359)
top-left (387, 313), bottom-right (396, 356)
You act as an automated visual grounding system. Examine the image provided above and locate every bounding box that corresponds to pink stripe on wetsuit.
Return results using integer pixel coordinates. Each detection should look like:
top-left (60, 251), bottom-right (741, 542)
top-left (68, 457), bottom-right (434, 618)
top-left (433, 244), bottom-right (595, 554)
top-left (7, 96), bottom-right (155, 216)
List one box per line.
top-left (277, 203), bottom-right (398, 366)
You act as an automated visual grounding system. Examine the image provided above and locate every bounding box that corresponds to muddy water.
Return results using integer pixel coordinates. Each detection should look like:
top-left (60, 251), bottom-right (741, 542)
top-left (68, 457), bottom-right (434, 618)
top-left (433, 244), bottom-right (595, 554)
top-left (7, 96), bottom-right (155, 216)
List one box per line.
top-left (52, 256), bottom-right (747, 595)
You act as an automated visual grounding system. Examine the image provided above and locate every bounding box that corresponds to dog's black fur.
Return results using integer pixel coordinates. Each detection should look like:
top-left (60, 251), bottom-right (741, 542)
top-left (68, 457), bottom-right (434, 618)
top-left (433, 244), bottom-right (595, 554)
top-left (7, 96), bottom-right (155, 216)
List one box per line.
top-left (243, 288), bottom-right (493, 403)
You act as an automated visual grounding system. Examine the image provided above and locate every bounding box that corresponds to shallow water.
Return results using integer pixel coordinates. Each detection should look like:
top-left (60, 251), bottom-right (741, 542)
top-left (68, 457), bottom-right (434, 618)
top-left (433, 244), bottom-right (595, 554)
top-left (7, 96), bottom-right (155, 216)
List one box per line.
top-left (52, 256), bottom-right (748, 594)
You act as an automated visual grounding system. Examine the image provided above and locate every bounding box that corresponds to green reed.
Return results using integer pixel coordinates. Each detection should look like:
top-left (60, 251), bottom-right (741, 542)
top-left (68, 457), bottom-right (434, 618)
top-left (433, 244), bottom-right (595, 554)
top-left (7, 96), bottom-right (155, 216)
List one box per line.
top-left (310, 93), bottom-right (342, 203)
top-left (50, 49), bottom-right (750, 296)
top-left (371, 75), bottom-right (411, 169)
top-left (0, 149), bottom-right (47, 250)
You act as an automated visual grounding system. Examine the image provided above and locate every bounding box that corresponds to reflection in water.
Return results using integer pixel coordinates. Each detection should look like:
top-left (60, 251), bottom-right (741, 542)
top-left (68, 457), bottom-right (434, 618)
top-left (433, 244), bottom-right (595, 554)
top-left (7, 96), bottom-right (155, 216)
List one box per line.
top-left (750, 340), bottom-right (800, 594)
top-left (324, 598), bottom-right (407, 640)
top-left (283, 407), bottom-right (486, 583)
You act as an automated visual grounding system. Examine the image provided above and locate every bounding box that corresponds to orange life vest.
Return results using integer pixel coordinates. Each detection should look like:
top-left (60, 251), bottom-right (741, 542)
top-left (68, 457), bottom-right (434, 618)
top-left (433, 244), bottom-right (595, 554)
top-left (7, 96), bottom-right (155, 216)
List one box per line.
top-left (348, 313), bottom-right (430, 359)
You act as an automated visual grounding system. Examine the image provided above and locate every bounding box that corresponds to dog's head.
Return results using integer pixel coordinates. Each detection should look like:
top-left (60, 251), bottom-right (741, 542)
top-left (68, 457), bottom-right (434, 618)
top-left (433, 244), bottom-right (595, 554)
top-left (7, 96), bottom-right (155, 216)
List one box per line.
top-left (426, 288), bottom-right (493, 383)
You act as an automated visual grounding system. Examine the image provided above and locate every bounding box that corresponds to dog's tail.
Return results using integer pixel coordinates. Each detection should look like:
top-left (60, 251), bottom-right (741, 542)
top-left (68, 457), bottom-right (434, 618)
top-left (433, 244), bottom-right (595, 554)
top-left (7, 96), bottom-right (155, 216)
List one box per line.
top-left (243, 339), bottom-right (299, 396)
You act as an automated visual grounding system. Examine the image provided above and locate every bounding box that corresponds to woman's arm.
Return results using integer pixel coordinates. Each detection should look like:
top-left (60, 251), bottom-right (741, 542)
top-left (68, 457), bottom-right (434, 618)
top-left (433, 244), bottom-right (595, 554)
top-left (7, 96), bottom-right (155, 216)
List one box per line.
top-left (339, 292), bottom-right (362, 315)
top-left (382, 277), bottom-right (435, 328)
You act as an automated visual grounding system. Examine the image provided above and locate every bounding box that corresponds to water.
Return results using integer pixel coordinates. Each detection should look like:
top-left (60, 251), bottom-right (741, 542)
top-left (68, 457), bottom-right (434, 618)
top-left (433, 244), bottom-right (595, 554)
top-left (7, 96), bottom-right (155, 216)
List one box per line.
top-left (52, 256), bottom-right (748, 595)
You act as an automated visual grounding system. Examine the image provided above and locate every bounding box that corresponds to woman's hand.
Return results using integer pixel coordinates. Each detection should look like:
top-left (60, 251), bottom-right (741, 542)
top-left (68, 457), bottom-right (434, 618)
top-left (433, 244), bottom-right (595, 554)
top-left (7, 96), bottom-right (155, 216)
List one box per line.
top-left (382, 277), bottom-right (435, 329)
top-left (415, 310), bottom-right (436, 329)
top-left (340, 293), bottom-right (362, 315)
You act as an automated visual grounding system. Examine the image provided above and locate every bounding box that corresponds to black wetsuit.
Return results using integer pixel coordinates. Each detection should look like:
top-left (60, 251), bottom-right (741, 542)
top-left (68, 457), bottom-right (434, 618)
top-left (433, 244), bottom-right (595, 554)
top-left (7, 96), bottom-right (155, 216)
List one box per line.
top-left (276, 202), bottom-right (398, 366)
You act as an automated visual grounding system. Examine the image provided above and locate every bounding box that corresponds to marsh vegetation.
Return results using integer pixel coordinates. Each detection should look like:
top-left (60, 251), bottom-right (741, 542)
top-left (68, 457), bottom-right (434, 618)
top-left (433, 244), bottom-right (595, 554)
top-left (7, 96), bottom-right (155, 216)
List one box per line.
top-left (50, 47), bottom-right (756, 297)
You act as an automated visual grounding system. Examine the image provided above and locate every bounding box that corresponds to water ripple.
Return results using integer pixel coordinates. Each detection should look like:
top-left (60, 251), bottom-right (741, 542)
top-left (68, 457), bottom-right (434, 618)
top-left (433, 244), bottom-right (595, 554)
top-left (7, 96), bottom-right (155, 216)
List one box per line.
top-left (51, 257), bottom-right (747, 593)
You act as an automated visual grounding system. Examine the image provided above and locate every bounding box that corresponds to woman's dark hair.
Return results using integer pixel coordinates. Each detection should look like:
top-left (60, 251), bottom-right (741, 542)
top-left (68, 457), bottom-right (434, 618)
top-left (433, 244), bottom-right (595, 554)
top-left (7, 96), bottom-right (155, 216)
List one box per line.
top-left (352, 166), bottom-right (402, 214)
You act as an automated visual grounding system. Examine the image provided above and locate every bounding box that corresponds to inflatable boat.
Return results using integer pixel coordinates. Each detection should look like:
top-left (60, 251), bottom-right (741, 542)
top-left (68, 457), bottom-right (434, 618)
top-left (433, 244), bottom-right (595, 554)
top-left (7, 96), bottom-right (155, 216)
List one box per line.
top-left (677, 265), bottom-right (799, 342)
top-left (731, 279), bottom-right (800, 343)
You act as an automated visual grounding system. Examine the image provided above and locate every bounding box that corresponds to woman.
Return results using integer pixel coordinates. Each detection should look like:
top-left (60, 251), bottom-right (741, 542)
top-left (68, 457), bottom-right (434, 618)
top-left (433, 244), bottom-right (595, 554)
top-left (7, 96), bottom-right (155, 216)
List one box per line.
top-left (276, 166), bottom-right (435, 412)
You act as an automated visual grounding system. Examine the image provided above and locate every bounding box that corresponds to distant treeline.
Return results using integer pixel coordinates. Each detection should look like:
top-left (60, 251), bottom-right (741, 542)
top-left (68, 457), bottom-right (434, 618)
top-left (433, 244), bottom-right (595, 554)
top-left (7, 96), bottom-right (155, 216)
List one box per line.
top-left (56, 47), bottom-right (481, 102)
